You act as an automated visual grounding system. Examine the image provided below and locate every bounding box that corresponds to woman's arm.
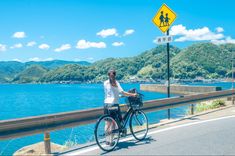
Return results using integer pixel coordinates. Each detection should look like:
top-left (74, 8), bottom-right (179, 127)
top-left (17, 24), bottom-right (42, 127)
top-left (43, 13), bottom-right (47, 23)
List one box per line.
top-left (121, 91), bottom-right (137, 97)
top-left (116, 81), bottom-right (136, 97)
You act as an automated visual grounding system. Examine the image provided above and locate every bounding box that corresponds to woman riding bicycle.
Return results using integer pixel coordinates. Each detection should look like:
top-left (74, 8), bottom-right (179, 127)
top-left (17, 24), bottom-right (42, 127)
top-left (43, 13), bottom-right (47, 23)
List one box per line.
top-left (104, 69), bottom-right (136, 145)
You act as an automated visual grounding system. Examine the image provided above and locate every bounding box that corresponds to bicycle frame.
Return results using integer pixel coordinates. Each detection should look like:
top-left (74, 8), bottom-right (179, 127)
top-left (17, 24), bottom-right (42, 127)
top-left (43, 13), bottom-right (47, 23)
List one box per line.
top-left (116, 107), bottom-right (133, 130)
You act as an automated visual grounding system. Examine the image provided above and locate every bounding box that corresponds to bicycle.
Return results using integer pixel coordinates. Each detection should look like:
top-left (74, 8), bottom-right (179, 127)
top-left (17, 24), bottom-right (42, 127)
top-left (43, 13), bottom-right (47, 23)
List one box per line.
top-left (94, 89), bottom-right (148, 151)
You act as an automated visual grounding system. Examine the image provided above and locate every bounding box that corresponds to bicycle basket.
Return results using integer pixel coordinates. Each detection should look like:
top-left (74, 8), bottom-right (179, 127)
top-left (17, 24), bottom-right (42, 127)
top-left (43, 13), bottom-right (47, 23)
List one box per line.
top-left (125, 88), bottom-right (144, 109)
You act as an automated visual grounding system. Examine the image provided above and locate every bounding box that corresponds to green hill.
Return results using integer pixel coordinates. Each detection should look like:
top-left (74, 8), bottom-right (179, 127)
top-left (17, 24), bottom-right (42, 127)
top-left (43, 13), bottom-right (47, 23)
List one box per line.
top-left (25, 60), bottom-right (91, 69)
top-left (171, 43), bottom-right (234, 79)
top-left (0, 61), bottom-right (25, 82)
top-left (92, 45), bottom-right (180, 80)
top-left (1, 43), bottom-right (234, 84)
top-left (12, 65), bottom-right (48, 83)
top-left (0, 60), bottom-right (90, 83)
top-left (39, 64), bottom-right (92, 83)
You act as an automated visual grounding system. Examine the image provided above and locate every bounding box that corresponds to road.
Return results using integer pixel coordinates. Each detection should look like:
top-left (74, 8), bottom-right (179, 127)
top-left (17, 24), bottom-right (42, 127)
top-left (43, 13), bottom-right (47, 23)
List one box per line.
top-left (60, 115), bottom-right (235, 155)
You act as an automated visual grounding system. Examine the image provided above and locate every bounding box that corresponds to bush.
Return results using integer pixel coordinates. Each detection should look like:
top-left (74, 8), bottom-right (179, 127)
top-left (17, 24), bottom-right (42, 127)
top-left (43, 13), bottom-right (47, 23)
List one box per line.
top-left (64, 140), bottom-right (78, 148)
top-left (211, 99), bottom-right (226, 108)
top-left (192, 99), bottom-right (226, 114)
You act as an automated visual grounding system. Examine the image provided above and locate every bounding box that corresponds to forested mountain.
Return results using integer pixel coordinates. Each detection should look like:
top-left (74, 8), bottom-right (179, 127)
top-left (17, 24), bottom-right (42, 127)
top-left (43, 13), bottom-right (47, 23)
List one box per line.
top-left (0, 60), bottom-right (90, 83)
top-left (171, 43), bottom-right (233, 79)
top-left (0, 43), bottom-right (234, 83)
top-left (25, 60), bottom-right (90, 69)
top-left (12, 65), bottom-right (48, 83)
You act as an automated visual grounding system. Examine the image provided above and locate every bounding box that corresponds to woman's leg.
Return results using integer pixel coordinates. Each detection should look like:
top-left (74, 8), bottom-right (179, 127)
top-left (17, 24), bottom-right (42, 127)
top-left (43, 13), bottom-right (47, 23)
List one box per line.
top-left (104, 104), bottom-right (115, 144)
top-left (105, 120), bottom-right (112, 143)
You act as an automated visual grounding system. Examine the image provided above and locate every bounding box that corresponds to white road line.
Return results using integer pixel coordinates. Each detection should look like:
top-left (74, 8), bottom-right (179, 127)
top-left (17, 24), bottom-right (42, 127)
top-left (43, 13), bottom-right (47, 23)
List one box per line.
top-left (148, 115), bottom-right (235, 135)
top-left (63, 115), bottom-right (235, 155)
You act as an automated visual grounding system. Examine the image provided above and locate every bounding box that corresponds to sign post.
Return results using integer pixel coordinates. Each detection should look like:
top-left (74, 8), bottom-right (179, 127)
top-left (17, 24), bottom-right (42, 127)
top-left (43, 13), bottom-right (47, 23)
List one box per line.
top-left (152, 4), bottom-right (177, 119)
top-left (166, 29), bottom-right (170, 119)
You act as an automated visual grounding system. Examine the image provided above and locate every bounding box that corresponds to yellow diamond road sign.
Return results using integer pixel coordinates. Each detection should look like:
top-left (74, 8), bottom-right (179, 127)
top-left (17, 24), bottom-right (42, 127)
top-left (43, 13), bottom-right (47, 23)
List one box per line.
top-left (152, 4), bottom-right (177, 33)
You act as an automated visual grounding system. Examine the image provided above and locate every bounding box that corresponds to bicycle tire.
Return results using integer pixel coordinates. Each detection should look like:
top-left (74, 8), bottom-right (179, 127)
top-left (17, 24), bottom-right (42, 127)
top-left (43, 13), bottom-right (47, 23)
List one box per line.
top-left (130, 110), bottom-right (148, 141)
top-left (94, 115), bottom-right (120, 151)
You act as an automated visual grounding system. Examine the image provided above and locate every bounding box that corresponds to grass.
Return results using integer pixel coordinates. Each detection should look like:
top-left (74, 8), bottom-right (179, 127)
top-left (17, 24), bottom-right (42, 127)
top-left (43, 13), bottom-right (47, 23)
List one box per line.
top-left (188, 99), bottom-right (226, 114)
top-left (63, 140), bottom-right (79, 148)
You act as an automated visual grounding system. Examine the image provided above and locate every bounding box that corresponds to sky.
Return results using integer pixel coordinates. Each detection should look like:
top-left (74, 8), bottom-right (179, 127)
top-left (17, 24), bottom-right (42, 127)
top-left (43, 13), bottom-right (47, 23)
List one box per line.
top-left (0, 0), bottom-right (234, 62)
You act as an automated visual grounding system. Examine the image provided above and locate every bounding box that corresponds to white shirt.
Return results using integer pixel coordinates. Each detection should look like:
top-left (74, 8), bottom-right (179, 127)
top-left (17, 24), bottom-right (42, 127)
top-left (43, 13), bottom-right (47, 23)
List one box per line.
top-left (104, 80), bottom-right (124, 104)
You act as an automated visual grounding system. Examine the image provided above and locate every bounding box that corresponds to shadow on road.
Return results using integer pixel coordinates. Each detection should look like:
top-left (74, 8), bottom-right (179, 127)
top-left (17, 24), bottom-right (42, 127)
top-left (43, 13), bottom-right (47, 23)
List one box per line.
top-left (101, 137), bottom-right (156, 155)
top-left (188, 117), bottom-right (200, 120)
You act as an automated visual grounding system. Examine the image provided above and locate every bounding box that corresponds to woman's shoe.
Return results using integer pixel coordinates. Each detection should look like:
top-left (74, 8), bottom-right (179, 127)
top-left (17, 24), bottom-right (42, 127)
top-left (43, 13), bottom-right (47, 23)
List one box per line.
top-left (105, 141), bottom-right (115, 146)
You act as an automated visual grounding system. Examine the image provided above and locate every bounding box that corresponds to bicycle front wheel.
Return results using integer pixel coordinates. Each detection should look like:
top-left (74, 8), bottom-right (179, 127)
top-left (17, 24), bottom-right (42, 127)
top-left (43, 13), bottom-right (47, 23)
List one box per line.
top-left (130, 110), bottom-right (148, 141)
top-left (94, 115), bottom-right (120, 151)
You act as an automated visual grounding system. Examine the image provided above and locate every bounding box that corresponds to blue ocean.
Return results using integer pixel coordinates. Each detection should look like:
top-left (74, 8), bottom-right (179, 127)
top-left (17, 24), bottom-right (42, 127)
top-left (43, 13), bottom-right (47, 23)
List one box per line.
top-left (0, 82), bottom-right (233, 155)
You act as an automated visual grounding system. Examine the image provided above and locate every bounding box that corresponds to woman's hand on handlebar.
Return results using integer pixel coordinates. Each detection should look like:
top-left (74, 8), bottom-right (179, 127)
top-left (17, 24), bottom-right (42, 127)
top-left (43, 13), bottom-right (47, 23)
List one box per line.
top-left (121, 91), bottom-right (137, 97)
top-left (133, 93), bottom-right (137, 97)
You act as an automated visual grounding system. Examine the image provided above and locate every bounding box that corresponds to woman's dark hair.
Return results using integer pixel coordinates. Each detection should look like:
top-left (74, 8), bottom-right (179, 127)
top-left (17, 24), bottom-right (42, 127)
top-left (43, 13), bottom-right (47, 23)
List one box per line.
top-left (108, 69), bottom-right (117, 87)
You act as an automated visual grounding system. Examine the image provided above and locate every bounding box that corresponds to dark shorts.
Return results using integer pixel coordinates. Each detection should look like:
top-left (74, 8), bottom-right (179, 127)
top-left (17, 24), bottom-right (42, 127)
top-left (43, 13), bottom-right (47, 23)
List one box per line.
top-left (104, 103), bottom-right (122, 121)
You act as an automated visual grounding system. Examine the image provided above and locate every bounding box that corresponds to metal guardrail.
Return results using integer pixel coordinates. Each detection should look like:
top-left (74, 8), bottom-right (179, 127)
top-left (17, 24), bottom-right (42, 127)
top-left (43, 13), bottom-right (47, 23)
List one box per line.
top-left (0, 89), bottom-right (234, 153)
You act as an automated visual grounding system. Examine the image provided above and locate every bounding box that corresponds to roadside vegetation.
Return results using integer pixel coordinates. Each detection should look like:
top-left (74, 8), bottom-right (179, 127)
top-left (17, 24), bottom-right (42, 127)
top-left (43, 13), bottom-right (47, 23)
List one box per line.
top-left (192, 99), bottom-right (226, 114)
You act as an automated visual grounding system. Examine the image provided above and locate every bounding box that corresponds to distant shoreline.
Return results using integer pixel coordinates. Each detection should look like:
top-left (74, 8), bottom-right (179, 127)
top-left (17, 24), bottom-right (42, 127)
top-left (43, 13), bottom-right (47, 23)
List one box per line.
top-left (0, 78), bottom-right (233, 85)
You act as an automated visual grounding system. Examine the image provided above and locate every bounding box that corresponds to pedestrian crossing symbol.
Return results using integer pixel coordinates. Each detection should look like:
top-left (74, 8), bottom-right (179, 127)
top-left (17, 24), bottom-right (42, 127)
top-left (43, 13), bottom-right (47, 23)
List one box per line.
top-left (152, 4), bottom-right (177, 33)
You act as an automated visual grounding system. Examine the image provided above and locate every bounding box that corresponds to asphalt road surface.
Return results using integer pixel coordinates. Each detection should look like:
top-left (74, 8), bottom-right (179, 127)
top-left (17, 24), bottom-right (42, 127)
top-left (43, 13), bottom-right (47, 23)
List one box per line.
top-left (61, 115), bottom-right (235, 155)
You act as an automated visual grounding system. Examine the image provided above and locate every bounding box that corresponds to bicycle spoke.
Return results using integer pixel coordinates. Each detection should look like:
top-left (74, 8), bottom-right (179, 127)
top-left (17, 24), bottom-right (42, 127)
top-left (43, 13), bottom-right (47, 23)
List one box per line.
top-left (134, 113), bottom-right (144, 126)
top-left (95, 115), bottom-right (120, 151)
top-left (130, 110), bottom-right (148, 141)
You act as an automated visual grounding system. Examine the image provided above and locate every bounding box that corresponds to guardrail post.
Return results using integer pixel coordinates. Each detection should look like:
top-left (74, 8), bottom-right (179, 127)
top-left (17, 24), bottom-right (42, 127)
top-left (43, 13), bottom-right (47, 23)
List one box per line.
top-left (233, 96), bottom-right (235, 105)
top-left (44, 132), bottom-right (51, 154)
top-left (189, 104), bottom-right (194, 115)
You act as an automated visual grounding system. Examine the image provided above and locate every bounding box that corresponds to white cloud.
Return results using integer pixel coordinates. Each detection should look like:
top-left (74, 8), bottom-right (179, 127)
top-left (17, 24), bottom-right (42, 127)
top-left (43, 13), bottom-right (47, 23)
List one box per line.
top-left (74, 57), bottom-right (95, 62)
top-left (54, 44), bottom-right (71, 52)
top-left (169, 25), bottom-right (187, 36)
top-left (74, 58), bottom-right (81, 62)
top-left (43, 58), bottom-right (54, 61)
top-left (169, 24), bottom-right (224, 42)
top-left (12, 32), bottom-right (26, 38)
top-left (38, 44), bottom-right (50, 50)
top-left (76, 40), bottom-right (106, 49)
top-left (87, 57), bottom-right (94, 61)
top-left (112, 42), bottom-right (124, 47)
top-left (0, 44), bottom-right (7, 52)
top-left (12, 59), bottom-right (22, 62)
top-left (28, 57), bottom-right (41, 62)
top-left (28, 57), bottom-right (54, 62)
top-left (96, 28), bottom-right (118, 38)
top-left (123, 29), bottom-right (135, 36)
top-left (216, 27), bottom-right (224, 33)
top-left (211, 36), bottom-right (235, 45)
top-left (27, 41), bottom-right (37, 47)
top-left (166, 24), bottom-right (234, 45)
top-left (10, 43), bottom-right (23, 49)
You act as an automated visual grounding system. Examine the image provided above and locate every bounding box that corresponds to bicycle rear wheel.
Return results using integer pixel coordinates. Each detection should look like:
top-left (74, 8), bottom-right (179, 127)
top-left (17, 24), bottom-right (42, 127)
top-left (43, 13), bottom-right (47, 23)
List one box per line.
top-left (94, 115), bottom-right (120, 151)
top-left (130, 110), bottom-right (148, 141)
